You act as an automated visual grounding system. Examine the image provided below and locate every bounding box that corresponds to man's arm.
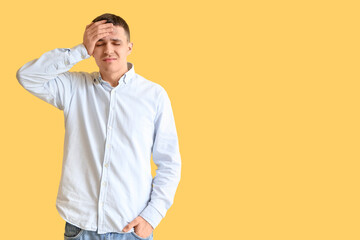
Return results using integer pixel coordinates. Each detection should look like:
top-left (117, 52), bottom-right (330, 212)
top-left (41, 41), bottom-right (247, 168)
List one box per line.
top-left (139, 88), bottom-right (182, 229)
top-left (16, 44), bottom-right (90, 110)
top-left (16, 20), bottom-right (114, 110)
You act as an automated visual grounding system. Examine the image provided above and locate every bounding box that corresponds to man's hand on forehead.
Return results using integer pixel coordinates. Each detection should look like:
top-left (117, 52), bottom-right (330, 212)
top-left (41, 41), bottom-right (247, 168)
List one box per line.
top-left (83, 20), bottom-right (114, 56)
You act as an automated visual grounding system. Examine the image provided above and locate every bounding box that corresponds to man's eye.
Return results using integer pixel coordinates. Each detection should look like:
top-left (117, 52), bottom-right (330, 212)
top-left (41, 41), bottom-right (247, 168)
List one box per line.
top-left (96, 44), bottom-right (104, 46)
top-left (114, 44), bottom-right (121, 45)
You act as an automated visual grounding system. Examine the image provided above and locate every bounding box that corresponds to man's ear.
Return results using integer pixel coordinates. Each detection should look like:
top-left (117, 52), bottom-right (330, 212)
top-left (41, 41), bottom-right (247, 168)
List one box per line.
top-left (127, 42), bottom-right (133, 55)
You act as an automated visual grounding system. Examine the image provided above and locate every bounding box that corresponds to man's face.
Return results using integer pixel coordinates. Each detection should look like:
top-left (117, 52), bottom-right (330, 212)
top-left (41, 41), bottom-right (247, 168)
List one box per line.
top-left (92, 25), bottom-right (133, 74)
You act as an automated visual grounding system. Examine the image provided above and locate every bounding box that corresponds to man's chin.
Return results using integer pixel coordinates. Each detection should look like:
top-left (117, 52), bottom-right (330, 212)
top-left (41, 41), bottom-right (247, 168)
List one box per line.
top-left (100, 66), bottom-right (120, 73)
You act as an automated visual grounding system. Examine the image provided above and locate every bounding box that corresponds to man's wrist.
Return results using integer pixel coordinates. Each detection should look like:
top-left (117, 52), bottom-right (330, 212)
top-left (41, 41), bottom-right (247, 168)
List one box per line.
top-left (139, 204), bottom-right (164, 230)
top-left (139, 216), bottom-right (154, 230)
top-left (69, 43), bottom-right (91, 63)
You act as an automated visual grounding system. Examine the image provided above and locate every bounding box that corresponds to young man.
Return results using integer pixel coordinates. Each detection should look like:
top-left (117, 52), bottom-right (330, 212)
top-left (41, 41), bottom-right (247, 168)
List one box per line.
top-left (16, 13), bottom-right (181, 240)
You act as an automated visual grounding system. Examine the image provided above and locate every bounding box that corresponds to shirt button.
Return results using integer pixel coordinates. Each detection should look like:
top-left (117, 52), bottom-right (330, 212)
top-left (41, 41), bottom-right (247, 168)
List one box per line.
top-left (105, 163), bottom-right (109, 168)
top-left (102, 182), bottom-right (106, 186)
top-left (107, 144), bottom-right (110, 148)
top-left (108, 126), bottom-right (112, 130)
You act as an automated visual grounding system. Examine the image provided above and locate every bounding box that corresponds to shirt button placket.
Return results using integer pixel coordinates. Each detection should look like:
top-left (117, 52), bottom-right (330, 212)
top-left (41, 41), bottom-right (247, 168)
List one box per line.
top-left (98, 88), bottom-right (117, 231)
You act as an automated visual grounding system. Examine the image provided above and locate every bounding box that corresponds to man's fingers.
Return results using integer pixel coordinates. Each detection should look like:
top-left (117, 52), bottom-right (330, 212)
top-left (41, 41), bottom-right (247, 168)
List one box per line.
top-left (88, 28), bottom-right (113, 41)
top-left (87, 19), bottom-right (107, 28)
top-left (98, 32), bottom-right (111, 39)
top-left (96, 23), bottom-right (114, 30)
top-left (83, 20), bottom-right (113, 55)
top-left (85, 24), bottom-right (113, 41)
top-left (87, 23), bottom-right (113, 35)
top-left (89, 26), bottom-right (113, 36)
top-left (123, 222), bottom-right (135, 232)
top-left (85, 23), bottom-right (93, 29)
top-left (91, 32), bottom-right (111, 42)
top-left (85, 20), bottom-right (104, 29)
top-left (93, 19), bottom-right (108, 25)
top-left (87, 20), bottom-right (110, 30)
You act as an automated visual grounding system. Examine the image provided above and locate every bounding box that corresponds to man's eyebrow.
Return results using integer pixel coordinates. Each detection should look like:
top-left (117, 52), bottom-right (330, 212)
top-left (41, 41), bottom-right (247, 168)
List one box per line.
top-left (97, 39), bottom-right (122, 42)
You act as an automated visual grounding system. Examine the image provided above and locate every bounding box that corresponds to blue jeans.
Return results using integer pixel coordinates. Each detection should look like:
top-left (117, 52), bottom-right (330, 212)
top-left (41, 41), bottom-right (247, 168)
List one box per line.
top-left (64, 221), bottom-right (154, 240)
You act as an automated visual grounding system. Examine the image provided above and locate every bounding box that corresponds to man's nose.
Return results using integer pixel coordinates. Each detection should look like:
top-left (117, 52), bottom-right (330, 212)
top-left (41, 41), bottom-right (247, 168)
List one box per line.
top-left (104, 44), bottom-right (114, 54)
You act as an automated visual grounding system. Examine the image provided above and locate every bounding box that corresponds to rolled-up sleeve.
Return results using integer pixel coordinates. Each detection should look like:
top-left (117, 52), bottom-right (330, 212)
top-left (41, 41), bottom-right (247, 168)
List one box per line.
top-left (16, 43), bottom-right (90, 111)
top-left (140, 88), bottom-right (182, 229)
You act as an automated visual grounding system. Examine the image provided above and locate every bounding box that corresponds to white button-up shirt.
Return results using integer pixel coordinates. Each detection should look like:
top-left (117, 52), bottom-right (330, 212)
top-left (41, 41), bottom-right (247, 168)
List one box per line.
top-left (16, 43), bottom-right (181, 234)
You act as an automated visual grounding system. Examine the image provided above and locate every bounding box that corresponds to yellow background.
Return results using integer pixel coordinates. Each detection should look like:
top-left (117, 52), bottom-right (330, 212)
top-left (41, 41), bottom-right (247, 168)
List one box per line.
top-left (1, 0), bottom-right (359, 239)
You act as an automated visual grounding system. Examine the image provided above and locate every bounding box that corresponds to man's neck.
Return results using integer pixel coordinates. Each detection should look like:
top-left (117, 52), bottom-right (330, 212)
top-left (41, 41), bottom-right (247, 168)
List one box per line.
top-left (100, 65), bottom-right (129, 87)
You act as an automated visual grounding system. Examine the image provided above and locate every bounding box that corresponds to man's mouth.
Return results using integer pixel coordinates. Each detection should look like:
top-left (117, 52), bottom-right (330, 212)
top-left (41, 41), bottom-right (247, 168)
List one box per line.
top-left (103, 58), bottom-right (117, 62)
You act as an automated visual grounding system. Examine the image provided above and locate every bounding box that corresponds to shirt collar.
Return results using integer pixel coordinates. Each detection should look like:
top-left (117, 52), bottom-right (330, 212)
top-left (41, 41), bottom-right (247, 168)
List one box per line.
top-left (95, 62), bottom-right (135, 85)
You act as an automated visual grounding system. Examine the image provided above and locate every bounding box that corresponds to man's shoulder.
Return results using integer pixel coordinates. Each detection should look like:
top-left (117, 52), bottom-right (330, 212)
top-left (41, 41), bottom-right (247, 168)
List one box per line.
top-left (133, 73), bottom-right (166, 94)
top-left (65, 71), bottom-right (94, 82)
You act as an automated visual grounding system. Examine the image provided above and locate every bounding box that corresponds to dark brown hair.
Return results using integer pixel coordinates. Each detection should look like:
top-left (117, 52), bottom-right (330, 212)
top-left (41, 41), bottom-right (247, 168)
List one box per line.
top-left (92, 13), bottom-right (130, 42)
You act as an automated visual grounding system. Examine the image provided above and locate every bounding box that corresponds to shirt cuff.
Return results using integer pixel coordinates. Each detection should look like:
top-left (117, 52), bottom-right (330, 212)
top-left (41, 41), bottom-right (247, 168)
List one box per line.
top-left (69, 43), bottom-right (91, 64)
top-left (139, 204), bottom-right (164, 230)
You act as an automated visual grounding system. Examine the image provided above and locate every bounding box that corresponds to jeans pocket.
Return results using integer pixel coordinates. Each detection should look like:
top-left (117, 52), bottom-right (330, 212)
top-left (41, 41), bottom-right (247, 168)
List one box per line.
top-left (64, 221), bottom-right (84, 239)
top-left (131, 231), bottom-right (153, 240)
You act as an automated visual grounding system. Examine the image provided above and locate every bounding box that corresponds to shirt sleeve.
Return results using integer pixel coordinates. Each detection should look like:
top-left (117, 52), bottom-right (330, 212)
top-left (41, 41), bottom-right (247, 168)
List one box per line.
top-left (16, 43), bottom-right (91, 111)
top-left (139, 88), bottom-right (182, 229)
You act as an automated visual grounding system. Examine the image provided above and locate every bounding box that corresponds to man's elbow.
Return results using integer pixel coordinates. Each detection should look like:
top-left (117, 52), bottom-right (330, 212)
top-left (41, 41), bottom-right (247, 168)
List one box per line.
top-left (16, 67), bottom-right (26, 87)
top-left (16, 65), bottom-right (34, 89)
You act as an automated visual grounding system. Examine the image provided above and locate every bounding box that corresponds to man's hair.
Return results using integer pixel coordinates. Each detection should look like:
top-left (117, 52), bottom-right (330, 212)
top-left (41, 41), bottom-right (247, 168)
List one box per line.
top-left (92, 13), bottom-right (130, 42)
